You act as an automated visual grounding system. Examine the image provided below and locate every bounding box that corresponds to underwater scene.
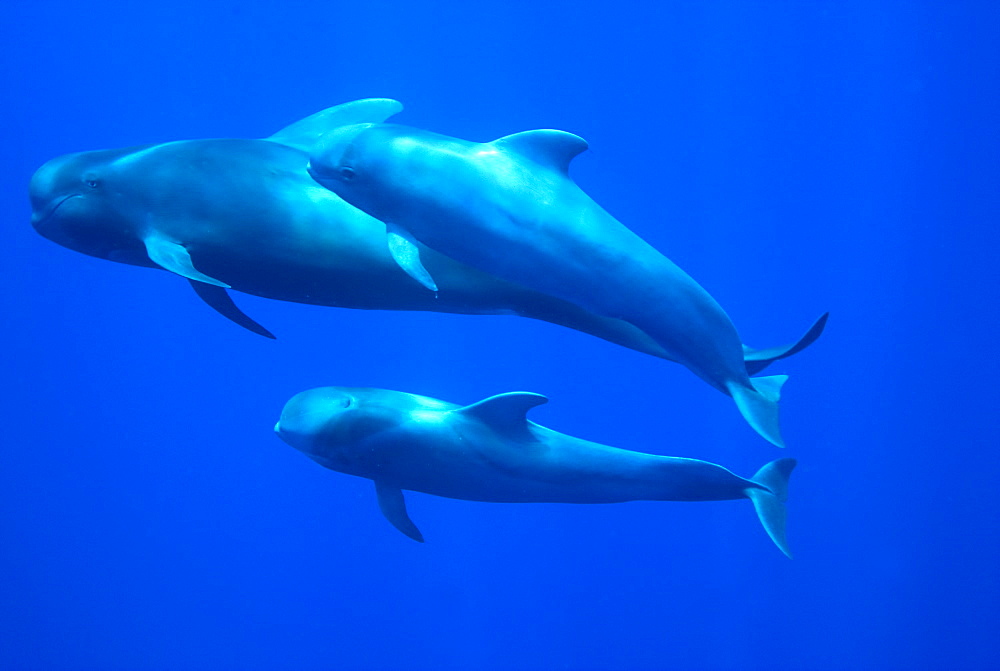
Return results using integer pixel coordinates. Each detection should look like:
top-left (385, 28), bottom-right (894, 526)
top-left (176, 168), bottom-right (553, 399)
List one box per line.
top-left (3, 1), bottom-right (998, 669)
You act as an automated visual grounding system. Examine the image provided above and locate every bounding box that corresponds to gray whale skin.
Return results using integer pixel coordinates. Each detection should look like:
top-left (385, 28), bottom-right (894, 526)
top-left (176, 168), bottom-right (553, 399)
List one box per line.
top-left (28, 100), bottom-right (825, 375)
top-left (307, 100), bottom-right (824, 447)
top-left (275, 386), bottom-right (797, 557)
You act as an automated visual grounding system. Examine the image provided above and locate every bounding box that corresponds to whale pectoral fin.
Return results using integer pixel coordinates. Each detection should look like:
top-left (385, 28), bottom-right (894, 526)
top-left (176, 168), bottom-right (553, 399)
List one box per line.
top-left (743, 312), bottom-right (830, 375)
top-left (375, 482), bottom-right (424, 543)
top-left (456, 392), bottom-right (549, 436)
top-left (386, 223), bottom-right (438, 292)
top-left (491, 129), bottom-right (589, 174)
top-left (267, 98), bottom-right (404, 152)
top-left (143, 233), bottom-right (230, 288)
top-left (187, 280), bottom-right (276, 339)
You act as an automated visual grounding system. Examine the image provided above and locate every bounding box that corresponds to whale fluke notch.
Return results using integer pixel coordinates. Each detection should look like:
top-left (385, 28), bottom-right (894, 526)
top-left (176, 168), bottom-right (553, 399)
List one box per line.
top-left (491, 130), bottom-right (588, 174)
top-left (375, 481), bottom-right (424, 542)
top-left (143, 232), bottom-right (230, 288)
top-left (267, 98), bottom-right (404, 152)
top-left (188, 280), bottom-right (276, 339)
top-left (456, 392), bottom-right (549, 435)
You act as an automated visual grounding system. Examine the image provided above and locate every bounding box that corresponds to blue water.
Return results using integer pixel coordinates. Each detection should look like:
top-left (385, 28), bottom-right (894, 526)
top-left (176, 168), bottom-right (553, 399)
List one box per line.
top-left (3, 2), bottom-right (998, 669)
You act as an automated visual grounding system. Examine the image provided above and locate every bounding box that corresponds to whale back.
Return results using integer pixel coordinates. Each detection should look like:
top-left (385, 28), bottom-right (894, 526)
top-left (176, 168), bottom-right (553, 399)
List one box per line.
top-left (268, 98), bottom-right (403, 153)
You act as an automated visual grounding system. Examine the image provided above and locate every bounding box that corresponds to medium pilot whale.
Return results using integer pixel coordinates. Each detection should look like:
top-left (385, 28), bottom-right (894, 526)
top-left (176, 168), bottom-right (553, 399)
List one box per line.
top-left (28, 98), bottom-right (825, 373)
top-left (274, 386), bottom-right (797, 557)
top-left (308, 102), bottom-right (808, 447)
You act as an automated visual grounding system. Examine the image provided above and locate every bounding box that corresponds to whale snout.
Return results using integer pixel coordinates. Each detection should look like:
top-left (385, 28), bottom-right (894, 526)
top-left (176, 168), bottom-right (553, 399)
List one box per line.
top-left (29, 156), bottom-right (62, 197)
top-left (275, 387), bottom-right (356, 454)
top-left (29, 158), bottom-right (67, 223)
top-left (28, 154), bottom-right (92, 240)
top-left (31, 193), bottom-right (78, 229)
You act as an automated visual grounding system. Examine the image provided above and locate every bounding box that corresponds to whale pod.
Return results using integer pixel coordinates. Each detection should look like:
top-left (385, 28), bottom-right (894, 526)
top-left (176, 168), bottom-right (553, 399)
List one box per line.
top-left (29, 101), bottom-right (826, 379)
top-left (306, 101), bottom-right (826, 446)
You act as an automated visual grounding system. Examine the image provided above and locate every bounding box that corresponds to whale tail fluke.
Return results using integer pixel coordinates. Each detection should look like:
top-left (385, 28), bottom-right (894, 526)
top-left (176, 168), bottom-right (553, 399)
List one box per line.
top-left (729, 375), bottom-right (787, 448)
top-left (743, 312), bottom-right (830, 375)
top-left (746, 458), bottom-right (797, 558)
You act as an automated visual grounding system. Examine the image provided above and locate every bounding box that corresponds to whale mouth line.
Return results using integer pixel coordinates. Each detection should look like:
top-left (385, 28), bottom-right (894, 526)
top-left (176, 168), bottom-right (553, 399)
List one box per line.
top-left (32, 194), bottom-right (79, 226)
top-left (278, 405), bottom-right (342, 426)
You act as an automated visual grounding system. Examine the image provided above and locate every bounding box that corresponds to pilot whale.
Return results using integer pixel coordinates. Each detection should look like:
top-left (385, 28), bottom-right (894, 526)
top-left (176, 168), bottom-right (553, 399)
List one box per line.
top-left (28, 98), bottom-right (824, 373)
top-left (274, 386), bottom-right (797, 557)
top-left (307, 103), bottom-right (809, 446)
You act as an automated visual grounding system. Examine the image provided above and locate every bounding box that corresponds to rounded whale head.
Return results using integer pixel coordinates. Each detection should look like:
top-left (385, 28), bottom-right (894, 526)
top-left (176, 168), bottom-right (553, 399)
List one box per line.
top-left (274, 387), bottom-right (356, 454)
top-left (29, 146), bottom-right (153, 265)
top-left (274, 387), bottom-right (415, 460)
top-left (306, 123), bottom-right (411, 223)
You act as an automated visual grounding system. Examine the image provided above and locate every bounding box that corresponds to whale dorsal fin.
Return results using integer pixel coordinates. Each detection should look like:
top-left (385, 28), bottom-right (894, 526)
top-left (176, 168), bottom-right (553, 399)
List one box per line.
top-left (267, 98), bottom-right (403, 152)
top-left (491, 130), bottom-right (588, 173)
top-left (456, 392), bottom-right (548, 434)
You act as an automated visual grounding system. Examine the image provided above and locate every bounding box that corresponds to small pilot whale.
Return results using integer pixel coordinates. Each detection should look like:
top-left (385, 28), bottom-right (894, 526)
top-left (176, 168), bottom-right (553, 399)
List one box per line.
top-left (308, 102), bottom-right (812, 446)
top-left (274, 386), bottom-right (797, 557)
top-left (28, 99), bottom-right (824, 373)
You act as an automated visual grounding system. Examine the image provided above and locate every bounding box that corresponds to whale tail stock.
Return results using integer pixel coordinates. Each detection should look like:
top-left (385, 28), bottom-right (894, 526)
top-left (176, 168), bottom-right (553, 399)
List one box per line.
top-left (728, 374), bottom-right (787, 448)
top-left (745, 458), bottom-right (797, 558)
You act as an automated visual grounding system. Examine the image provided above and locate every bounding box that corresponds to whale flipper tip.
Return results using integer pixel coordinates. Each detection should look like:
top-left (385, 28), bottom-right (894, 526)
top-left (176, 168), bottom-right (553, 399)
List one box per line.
top-left (144, 232), bottom-right (231, 288)
top-left (375, 482), bottom-right (425, 543)
top-left (386, 223), bottom-right (438, 291)
top-left (188, 280), bottom-right (276, 339)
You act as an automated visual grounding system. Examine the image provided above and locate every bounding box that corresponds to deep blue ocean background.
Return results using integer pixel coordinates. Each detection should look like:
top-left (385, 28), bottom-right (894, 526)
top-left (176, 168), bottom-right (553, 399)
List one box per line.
top-left (3, 2), bottom-right (998, 669)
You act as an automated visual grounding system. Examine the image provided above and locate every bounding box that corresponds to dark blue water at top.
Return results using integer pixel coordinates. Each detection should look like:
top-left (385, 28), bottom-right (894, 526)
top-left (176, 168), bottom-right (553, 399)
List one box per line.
top-left (2, 2), bottom-right (998, 669)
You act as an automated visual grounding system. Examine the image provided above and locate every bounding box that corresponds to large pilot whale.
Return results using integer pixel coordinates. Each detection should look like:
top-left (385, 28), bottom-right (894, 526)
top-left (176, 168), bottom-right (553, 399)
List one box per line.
top-left (307, 102), bottom-right (808, 447)
top-left (28, 99), bottom-right (824, 373)
top-left (274, 386), bottom-right (797, 557)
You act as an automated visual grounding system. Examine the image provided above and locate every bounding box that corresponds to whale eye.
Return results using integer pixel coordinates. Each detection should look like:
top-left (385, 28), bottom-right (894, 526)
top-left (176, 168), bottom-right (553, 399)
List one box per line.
top-left (83, 174), bottom-right (100, 188)
top-left (338, 166), bottom-right (356, 182)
